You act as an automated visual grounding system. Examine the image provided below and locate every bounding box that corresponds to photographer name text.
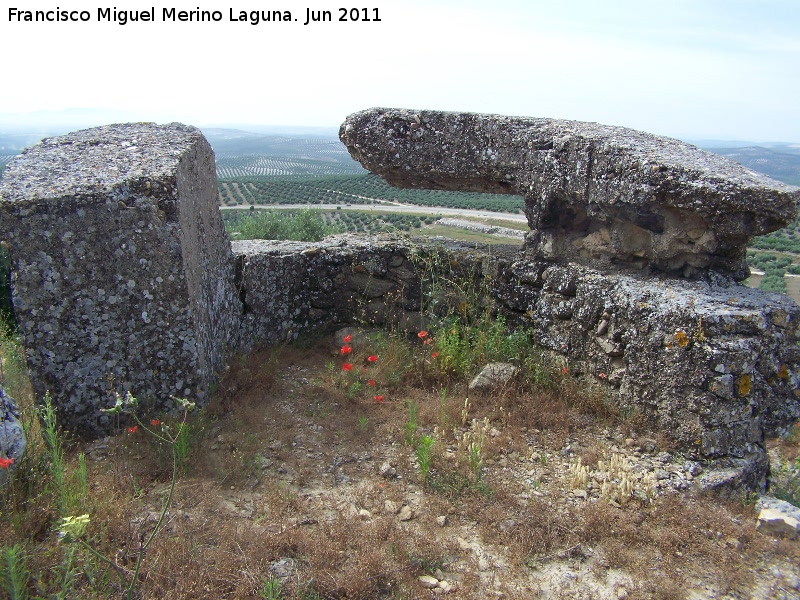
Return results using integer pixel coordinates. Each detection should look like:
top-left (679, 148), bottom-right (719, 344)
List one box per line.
top-left (7, 7), bottom-right (382, 26)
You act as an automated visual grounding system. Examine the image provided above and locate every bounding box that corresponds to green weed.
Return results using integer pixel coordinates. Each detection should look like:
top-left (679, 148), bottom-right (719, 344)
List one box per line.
top-left (0, 323), bottom-right (26, 399)
top-left (258, 576), bottom-right (284, 599)
top-left (404, 400), bottom-right (418, 446)
top-left (0, 543), bottom-right (29, 600)
top-left (415, 434), bottom-right (434, 480)
top-left (347, 380), bottom-right (363, 400)
top-left (38, 394), bottom-right (87, 516)
top-left (357, 415), bottom-right (369, 433)
top-left (229, 208), bottom-right (341, 242)
top-left (57, 392), bottom-right (197, 600)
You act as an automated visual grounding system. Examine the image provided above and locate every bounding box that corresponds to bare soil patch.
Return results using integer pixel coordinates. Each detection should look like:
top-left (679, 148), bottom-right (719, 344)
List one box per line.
top-left (33, 336), bottom-right (794, 599)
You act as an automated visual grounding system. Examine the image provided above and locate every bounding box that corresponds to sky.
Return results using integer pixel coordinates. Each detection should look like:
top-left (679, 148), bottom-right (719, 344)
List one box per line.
top-left (0, 0), bottom-right (798, 141)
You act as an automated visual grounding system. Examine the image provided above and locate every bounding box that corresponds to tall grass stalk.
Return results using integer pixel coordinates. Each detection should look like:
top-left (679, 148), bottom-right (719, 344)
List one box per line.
top-left (0, 543), bottom-right (30, 600)
top-left (404, 399), bottom-right (418, 446)
top-left (39, 394), bottom-right (68, 514)
top-left (415, 435), bottom-right (434, 480)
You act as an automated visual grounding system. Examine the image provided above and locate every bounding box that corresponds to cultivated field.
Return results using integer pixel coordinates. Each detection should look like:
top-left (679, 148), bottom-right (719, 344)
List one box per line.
top-left (218, 175), bottom-right (525, 214)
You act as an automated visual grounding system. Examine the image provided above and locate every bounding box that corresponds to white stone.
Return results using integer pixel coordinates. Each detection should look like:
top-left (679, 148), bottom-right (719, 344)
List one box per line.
top-left (756, 507), bottom-right (800, 537)
top-left (438, 580), bottom-right (454, 592)
top-left (418, 575), bottom-right (439, 588)
top-left (468, 363), bottom-right (518, 392)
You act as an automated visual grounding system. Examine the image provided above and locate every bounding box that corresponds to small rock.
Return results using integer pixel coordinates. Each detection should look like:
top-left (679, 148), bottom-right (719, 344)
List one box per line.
top-left (398, 505), bottom-right (414, 521)
top-left (468, 363), bottom-right (518, 392)
top-left (438, 580), bottom-right (454, 592)
top-left (784, 573), bottom-right (800, 591)
top-left (379, 461), bottom-right (397, 478)
top-left (498, 523), bottom-right (520, 539)
top-left (572, 489), bottom-right (588, 499)
top-left (724, 537), bottom-right (742, 551)
top-left (269, 557), bottom-right (297, 580)
top-left (436, 515), bottom-right (448, 527)
top-left (358, 509), bottom-right (372, 520)
top-left (756, 508), bottom-right (800, 538)
top-left (384, 500), bottom-right (400, 515)
top-left (418, 575), bottom-right (439, 589)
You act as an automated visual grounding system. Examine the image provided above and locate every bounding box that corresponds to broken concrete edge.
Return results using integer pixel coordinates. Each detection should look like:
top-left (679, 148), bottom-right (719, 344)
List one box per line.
top-left (340, 108), bottom-right (800, 281)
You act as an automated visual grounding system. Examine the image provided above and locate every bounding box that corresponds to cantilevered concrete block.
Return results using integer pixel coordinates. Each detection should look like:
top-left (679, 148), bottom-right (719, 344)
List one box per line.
top-left (341, 108), bottom-right (799, 280)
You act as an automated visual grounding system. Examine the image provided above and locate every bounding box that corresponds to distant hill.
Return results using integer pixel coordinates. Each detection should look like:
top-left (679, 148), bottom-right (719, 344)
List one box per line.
top-left (699, 145), bottom-right (800, 187)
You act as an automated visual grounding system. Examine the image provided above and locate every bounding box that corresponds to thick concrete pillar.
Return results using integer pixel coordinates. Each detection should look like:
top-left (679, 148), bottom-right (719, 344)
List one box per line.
top-left (0, 123), bottom-right (241, 433)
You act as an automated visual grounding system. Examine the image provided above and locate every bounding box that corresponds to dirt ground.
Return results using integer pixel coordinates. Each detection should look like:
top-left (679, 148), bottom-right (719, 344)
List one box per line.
top-left (71, 334), bottom-right (800, 600)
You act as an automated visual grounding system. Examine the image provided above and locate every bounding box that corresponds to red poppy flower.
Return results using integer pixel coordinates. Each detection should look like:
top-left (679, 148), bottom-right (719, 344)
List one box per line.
top-left (150, 419), bottom-right (161, 427)
top-left (367, 355), bottom-right (378, 363)
top-left (417, 331), bottom-right (428, 339)
top-left (343, 334), bottom-right (352, 343)
top-left (0, 457), bottom-right (14, 469)
top-left (431, 352), bottom-right (439, 358)
top-left (374, 395), bottom-right (384, 402)
top-left (127, 425), bottom-right (139, 433)
top-left (340, 345), bottom-right (352, 355)
top-left (342, 363), bottom-right (353, 371)
top-left (562, 367), bottom-right (568, 374)
top-left (368, 379), bottom-right (376, 387)
top-left (598, 373), bottom-right (607, 379)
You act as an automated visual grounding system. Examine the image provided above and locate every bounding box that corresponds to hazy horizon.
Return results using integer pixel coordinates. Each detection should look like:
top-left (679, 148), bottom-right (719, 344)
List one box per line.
top-left (0, 109), bottom-right (798, 149)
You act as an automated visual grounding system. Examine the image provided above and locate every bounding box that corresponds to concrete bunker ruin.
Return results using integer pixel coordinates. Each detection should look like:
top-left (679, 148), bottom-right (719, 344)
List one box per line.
top-left (1, 112), bottom-right (799, 490)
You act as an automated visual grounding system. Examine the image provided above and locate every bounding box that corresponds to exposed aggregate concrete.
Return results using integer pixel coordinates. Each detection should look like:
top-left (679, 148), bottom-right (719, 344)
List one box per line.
top-left (340, 108), bottom-right (800, 280)
top-left (0, 123), bottom-right (241, 434)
